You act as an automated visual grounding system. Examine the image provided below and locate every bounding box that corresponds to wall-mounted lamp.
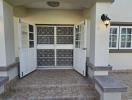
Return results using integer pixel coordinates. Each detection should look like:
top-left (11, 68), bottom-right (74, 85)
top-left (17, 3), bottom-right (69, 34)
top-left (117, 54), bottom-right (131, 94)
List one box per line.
top-left (101, 14), bottom-right (111, 27)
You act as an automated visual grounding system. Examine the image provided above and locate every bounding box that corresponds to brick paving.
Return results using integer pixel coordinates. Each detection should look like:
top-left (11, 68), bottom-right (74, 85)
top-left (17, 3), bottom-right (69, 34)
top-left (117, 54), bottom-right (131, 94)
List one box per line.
top-left (110, 71), bottom-right (132, 100)
top-left (0, 69), bottom-right (97, 100)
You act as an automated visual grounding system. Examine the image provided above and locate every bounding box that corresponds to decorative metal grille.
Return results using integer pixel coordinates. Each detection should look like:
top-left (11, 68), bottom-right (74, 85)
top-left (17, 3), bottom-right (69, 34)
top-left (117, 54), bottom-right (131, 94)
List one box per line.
top-left (56, 27), bottom-right (73, 44)
top-left (37, 27), bottom-right (54, 35)
top-left (37, 49), bottom-right (54, 57)
top-left (57, 58), bottom-right (73, 66)
top-left (37, 36), bottom-right (54, 44)
top-left (37, 58), bottom-right (55, 66)
top-left (57, 27), bottom-right (73, 35)
top-left (57, 36), bottom-right (73, 44)
top-left (57, 49), bottom-right (73, 57)
top-left (37, 49), bottom-right (55, 66)
top-left (56, 49), bottom-right (73, 66)
top-left (37, 26), bottom-right (54, 44)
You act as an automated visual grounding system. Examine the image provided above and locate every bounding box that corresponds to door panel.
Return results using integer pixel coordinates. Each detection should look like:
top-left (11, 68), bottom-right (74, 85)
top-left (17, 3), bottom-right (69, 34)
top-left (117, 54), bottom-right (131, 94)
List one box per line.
top-left (74, 20), bottom-right (87, 76)
top-left (19, 22), bottom-right (36, 78)
top-left (36, 25), bottom-right (74, 68)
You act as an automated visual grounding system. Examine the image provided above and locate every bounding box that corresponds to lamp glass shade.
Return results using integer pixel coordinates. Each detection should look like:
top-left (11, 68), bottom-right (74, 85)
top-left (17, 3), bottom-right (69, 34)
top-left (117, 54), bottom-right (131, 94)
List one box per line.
top-left (104, 20), bottom-right (110, 26)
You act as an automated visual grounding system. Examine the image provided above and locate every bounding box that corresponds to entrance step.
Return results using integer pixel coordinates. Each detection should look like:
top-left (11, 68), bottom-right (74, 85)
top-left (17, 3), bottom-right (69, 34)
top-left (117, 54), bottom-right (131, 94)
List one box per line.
top-left (0, 70), bottom-right (99, 100)
top-left (1, 83), bottom-right (98, 100)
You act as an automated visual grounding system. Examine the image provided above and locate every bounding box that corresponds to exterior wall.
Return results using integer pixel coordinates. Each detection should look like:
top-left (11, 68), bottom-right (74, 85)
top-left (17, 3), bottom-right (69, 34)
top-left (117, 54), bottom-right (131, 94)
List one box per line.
top-left (108, 0), bottom-right (132, 70)
top-left (91, 0), bottom-right (132, 70)
top-left (7, 67), bottom-right (18, 80)
top-left (109, 53), bottom-right (132, 70)
top-left (3, 1), bottom-right (15, 65)
top-left (0, 0), bottom-right (6, 66)
top-left (14, 17), bottom-right (19, 58)
top-left (0, 1), bottom-right (18, 80)
top-left (89, 3), bottom-right (110, 66)
top-left (89, 5), bottom-right (96, 65)
top-left (109, 0), bottom-right (132, 22)
top-left (21, 9), bottom-right (84, 24)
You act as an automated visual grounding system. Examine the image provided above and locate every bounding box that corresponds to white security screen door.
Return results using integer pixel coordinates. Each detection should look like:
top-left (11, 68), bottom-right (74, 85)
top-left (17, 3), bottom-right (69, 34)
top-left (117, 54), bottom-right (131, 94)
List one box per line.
top-left (19, 21), bottom-right (36, 78)
top-left (74, 20), bottom-right (87, 76)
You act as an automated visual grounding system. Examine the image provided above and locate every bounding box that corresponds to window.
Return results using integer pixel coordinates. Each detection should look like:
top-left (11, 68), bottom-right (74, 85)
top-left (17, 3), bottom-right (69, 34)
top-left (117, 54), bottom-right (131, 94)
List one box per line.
top-left (119, 27), bottom-right (132, 49)
top-left (109, 26), bottom-right (132, 50)
top-left (29, 25), bottom-right (34, 48)
top-left (109, 26), bottom-right (119, 49)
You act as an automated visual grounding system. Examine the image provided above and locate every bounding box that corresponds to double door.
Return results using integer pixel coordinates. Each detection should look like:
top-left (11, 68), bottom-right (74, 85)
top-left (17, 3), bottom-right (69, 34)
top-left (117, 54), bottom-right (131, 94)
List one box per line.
top-left (36, 25), bottom-right (74, 68)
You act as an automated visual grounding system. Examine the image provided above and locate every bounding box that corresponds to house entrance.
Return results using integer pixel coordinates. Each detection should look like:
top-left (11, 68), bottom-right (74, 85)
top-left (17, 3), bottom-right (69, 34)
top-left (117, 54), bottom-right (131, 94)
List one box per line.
top-left (19, 21), bottom-right (87, 78)
top-left (36, 25), bottom-right (74, 68)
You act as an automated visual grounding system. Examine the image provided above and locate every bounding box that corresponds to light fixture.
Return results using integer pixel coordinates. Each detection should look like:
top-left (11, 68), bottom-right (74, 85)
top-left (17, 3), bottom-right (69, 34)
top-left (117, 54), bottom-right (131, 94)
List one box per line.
top-left (47, 1), bottom-right (60, 7)
top-left (101, 14), bottom-right (111, 27)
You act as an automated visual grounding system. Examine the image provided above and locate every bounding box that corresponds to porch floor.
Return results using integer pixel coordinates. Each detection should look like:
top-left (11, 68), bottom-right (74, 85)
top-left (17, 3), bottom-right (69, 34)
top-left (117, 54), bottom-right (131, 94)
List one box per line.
top-left (1, 69), bottom-right (98, 100)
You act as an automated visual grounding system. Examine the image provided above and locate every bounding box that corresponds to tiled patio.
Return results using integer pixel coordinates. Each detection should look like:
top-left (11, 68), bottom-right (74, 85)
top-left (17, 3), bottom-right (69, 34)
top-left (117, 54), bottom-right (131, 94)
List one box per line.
top-left (0, 69), bottom-right (98, 100)
top-left (110, 71), bottom-right (132, 100)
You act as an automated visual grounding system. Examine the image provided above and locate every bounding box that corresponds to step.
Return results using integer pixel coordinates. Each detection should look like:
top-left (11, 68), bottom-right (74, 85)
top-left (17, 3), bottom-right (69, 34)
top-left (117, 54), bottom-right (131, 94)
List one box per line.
top-left (2, 83), bottom-right (98, 100)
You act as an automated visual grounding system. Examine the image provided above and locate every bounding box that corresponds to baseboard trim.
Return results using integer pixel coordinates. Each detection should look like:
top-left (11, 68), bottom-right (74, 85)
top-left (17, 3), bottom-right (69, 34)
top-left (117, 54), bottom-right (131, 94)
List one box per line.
top-left (87, 63), bottom-right (112, 71)
top-left (0, 62), bottom-right (19, 71)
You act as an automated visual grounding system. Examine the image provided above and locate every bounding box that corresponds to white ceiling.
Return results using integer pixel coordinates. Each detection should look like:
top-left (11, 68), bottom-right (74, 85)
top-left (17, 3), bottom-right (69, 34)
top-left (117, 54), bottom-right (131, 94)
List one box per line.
top-left (6, 0), bottom-right (113, 9)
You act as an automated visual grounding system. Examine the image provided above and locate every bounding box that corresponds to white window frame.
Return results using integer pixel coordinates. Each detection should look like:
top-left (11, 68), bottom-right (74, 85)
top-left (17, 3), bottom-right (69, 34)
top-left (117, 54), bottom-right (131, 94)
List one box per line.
top-left (119, 26), bottom-right (132, 49)
top-left (109, 26), bottom-right (120, 49)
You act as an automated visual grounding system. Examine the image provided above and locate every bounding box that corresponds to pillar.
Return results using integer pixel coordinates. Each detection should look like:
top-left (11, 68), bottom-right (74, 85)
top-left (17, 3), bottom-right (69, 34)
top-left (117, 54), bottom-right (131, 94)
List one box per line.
top-left (88, 2), bottom-right (112, 78)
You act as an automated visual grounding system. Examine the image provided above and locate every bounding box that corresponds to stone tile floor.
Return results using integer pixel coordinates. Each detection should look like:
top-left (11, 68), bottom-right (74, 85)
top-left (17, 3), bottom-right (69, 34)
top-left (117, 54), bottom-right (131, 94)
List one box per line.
top-left (0, 69), bottom-right (98, 100)
top-left (110, 71), bottom-right (132, 100)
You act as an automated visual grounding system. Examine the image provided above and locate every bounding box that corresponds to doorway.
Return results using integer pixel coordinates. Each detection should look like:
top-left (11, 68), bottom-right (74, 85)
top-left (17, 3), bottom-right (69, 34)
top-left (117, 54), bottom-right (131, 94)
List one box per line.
top-left (36, 24), bottom-right (74, 68)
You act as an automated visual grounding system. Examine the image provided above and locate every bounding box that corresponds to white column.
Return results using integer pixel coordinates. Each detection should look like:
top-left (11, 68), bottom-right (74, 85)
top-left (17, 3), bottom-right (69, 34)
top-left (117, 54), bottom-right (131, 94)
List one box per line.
top-left (0, 0), bottom-right (6, 66)
top-left (89, 2), bottom-right (111, 67)
top-left (0, 0), bottom-right (15, 66)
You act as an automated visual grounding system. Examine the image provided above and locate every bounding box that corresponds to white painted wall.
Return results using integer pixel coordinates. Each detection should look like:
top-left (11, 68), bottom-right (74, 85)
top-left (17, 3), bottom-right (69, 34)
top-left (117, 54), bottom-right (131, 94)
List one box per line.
top-left (3, 1), bottom-right (15, 65)
top-left (22, 9), bottom-right (84, 24)
top-left (0, 1), bottom-right (18, 80)
top-left (89, 5), bottom-right (96, 65)
top-left (109, 53), bottom-right (132, 70)
top-left (109, 0), bottom-right (132, 22)
top-left (0, 0), bottom-right (6, 66)
top-left (108, 0), bottom-right (132, 70)
top-left (14, 17), bottom-right (19, 58)
top-left (89, 3), bottom-right (110, 66)
top-left (88, 0), bottom-right (132, 69)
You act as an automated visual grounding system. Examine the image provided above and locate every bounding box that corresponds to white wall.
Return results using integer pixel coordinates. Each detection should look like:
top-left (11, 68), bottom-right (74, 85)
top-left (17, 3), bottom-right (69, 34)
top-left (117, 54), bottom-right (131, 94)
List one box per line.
top-left (89, 5), bottom-right (96, 65)
top-left (0, 1), bottom-right (18, 80)
top-left (88, 0), bottom-right (132, 69)
top-left (21, 9), bottom-right (84, 24)
top-left (14, 17), bottom-right (19, 58)
top-left (109, 0), bottom-right (132, 22)
top-left (3, 1), bottom-right (15, 65)
top-left (0, 0), bottom-right (6, 66)
top-left (108, 0), bottom-right (132, 70)
top-left (109, 53), bottom-right (132, 70)
top-left (89, 3), bottom-right (110, 66)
